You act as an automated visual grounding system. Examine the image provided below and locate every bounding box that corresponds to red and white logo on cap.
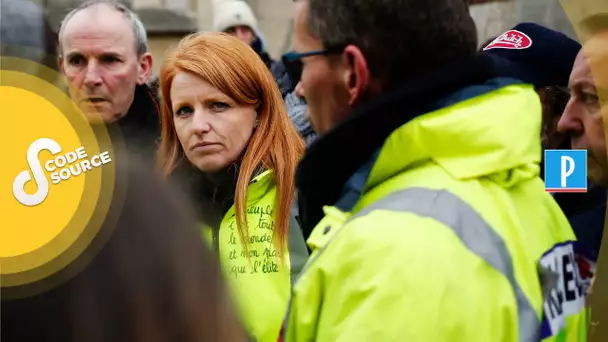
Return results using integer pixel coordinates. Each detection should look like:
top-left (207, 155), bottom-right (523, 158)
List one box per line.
top-left (483, 30), bottom-right (533, 51)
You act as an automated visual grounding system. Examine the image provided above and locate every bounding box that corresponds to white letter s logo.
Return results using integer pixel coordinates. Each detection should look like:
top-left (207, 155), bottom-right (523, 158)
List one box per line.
top-left (13, 138), bottom-right (62, 206)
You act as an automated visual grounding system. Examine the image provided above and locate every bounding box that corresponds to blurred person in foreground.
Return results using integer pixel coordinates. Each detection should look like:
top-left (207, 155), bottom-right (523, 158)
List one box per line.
top-left (157, 32), bottom-right (309, 342)
top-left (0, 0), bottom-right (58, 72)
top-left (557, 13), bottom-right (608, 294)
top-left (213, 0), bottom-right (316, 145)
top-left (58, 0), bottom-right (160, 159)
top-left (1, 155), bottom-right (247, 342)
top-left (280, 0), bottom-right (587, 341)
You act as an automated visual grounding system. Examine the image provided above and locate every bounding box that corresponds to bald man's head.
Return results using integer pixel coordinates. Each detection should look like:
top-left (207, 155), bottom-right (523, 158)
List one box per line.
top-left (58, 1), bottom-right (148, 58)
top-left (58, 1), bottom-right (152, 123)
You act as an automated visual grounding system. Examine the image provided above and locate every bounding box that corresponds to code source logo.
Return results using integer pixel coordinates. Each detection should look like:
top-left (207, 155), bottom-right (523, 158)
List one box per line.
top-left (544, 150), bottom-right (587, 193)
top-left (0, 57), bottom-right (115, 292)
top-left (13, 138), bottom-right (112, 206)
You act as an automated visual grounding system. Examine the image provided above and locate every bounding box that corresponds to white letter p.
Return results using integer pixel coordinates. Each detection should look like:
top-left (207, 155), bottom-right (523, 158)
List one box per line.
top-left (561, 156), bottom-right (576, 187)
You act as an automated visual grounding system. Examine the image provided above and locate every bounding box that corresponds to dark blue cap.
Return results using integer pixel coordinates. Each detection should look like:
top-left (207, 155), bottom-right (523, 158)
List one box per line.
top-left (482, 23), bottom-right (581, 88)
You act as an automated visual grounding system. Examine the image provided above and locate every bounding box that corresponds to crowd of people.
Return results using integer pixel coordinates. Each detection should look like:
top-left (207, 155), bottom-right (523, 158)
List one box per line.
top-left (2, 0), bottom-right (608, 341)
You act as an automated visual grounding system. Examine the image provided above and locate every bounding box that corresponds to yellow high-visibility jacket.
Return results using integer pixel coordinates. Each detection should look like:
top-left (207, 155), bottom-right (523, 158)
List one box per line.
top-left (203, 170), bottom-right (308, 342)
top-left (282, 80), bottom-right (587, 342)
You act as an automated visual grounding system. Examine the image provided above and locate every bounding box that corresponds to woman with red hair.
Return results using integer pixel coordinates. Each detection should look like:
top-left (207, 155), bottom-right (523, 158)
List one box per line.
top-left (157, 32), bottom-right (308, 342)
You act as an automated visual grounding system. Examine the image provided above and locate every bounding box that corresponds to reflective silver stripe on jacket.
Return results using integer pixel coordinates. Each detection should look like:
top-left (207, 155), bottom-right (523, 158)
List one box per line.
top-left (349, 187), bottom-right (541, 342)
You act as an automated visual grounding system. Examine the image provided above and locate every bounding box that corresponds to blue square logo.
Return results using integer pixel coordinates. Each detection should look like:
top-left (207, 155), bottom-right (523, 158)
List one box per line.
top-left (544, 150), bottom-right (587, 193)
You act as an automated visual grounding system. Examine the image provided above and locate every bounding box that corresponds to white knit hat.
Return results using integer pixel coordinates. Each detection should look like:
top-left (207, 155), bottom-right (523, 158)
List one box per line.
top-left (213, 1), bottom-right (258, 33)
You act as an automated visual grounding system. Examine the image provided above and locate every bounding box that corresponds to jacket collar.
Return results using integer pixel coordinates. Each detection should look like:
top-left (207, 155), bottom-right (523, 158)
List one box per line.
top-left (118, 84), bottom-right (160, 135)
top-left (363, 77), bottom-right (540, 194)
top-left (174, 161), bottom-right (272, 229)
top-left (295, 54), bottom-right (539, 238)
top-left (110, 84), bottom-right (161, 158)
top-left (223, 169), bottom-right (275, 217)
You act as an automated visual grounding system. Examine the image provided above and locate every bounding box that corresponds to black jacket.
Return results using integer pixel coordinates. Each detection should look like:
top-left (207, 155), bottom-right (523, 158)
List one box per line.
top-left (108, 84), bottom-right (161, 162)
top-left (554, 185), bottom-right (606, 263)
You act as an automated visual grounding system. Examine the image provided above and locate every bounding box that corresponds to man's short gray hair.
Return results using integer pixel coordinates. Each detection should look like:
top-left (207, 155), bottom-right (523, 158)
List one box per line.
top-left (305, 0), bottom-right (478, 88)
top-left (58, 0), bottom-right (148, 57)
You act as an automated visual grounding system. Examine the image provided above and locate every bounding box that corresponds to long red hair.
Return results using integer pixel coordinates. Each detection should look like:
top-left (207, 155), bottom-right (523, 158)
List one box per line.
top-left (157, 32), bottom-right (305, 255)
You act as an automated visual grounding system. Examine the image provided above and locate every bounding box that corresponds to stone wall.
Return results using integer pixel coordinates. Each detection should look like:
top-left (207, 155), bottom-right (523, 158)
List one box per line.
top-left (516, 0), bottom-right (577, 40)
top-left (46, 0), bottom-right (590, 76)
top-left (470, 1), bottom-right (518, 47)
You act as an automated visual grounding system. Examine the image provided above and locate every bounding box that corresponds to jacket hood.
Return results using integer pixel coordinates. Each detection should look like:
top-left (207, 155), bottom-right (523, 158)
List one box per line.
top-left (251, 29), bottom-right (270, 60)
top-left (252, 28), bottom-right (268, 51)
top-left (366, 79), bottom-right (542, 191)
top-left (295, 54), bottom-right (544, 236)
top-left (212, 0), bottom-right (258, 33)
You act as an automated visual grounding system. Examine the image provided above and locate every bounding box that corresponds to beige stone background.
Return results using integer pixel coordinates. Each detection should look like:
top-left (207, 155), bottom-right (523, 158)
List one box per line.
top-left (38, 0), bottom-right (579, 77)
top-left (39, 0), bottom-right (295, 76)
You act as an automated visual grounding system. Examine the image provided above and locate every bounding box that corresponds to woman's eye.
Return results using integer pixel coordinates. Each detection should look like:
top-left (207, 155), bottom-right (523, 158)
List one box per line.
top-left (175, 106), bottom-right (194, 116)
top-left (210, 102), bottom-right (230, 111)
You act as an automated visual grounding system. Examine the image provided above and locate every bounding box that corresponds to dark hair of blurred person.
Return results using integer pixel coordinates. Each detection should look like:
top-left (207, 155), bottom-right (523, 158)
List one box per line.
top-left (157, 32), bottom-right (308, 342)
top-left (1, 155), bottom-right (247, 342)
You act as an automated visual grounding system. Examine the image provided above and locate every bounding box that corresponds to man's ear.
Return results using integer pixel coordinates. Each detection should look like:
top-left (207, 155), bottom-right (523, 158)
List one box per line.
top-left (137, 52), bottom-right (153, 85)
top-left (342, 45), bottom-right (369, 106)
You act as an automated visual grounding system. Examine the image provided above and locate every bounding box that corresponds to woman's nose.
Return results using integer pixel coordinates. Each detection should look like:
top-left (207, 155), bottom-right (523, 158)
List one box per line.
top-left (191, 110), bottom-right (212, 134)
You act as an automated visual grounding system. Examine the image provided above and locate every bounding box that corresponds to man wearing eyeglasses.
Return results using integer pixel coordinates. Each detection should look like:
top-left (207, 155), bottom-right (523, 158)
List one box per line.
top-left (278, 0), bottom-right (588, 341)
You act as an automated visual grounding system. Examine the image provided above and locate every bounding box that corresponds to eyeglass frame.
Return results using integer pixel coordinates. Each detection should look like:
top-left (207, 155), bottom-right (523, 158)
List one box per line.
top-left (281, 46), bottom-right (345, 87)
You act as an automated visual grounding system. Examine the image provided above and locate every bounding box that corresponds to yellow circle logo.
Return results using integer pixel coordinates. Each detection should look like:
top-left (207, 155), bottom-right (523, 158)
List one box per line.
top-left (0, 57), bottom-right (116, 295)
top-left (2, 86), bottom-right (84, 257)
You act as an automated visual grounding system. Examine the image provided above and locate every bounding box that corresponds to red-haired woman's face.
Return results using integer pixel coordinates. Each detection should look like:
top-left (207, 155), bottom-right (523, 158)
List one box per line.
top-left (170, 71), bottom-right (256, 173)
